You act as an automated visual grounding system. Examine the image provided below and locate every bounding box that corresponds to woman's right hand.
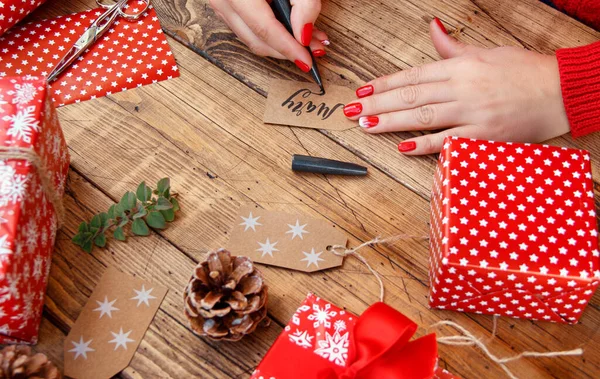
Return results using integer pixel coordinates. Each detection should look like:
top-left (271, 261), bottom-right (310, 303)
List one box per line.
top-left (209, 0), bottom-right (328, 72)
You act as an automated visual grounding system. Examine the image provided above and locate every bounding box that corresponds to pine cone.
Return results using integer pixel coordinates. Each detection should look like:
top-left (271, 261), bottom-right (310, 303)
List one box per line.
top-left (0, 346), bottom-right (60, 379)
top-left (184, 249), bottom-right (268, 341)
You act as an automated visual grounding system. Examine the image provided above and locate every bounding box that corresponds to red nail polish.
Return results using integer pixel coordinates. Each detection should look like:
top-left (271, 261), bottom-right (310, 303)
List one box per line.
top-left (398, 141), bottom-right (417, 153)
top-left (356, 84), bottom-right (374, 98)
top-left (294, 60), bottom-right (310, 73)
top-left (343, 103), bottom-right (362, 117)
top-left (359, 116), bottom-right (378, 128)
top-left (321, 39), bottom-right (330, 46)
top-left (301, 23), bottom-right (313, 46)
top-left (312, 49), bottom-right (326, 57)
top-left (434, 17), bottom-right (447, 34)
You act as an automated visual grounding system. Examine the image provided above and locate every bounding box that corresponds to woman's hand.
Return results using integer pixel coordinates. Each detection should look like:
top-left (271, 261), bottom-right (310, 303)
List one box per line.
top-left (344, 18), bottom-right (570, 155)
top-left (209, 0), bottom-right (328, 72)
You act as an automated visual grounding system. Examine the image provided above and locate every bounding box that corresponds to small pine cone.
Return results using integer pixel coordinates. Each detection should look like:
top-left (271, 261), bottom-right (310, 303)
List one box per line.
top-left (184, 249), bottom-right (268, 341)
top-left (0, 346), bottom-right (60, 379)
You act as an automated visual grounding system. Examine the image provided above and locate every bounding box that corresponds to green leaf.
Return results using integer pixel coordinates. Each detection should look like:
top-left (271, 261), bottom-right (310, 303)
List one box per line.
top-left (107, 204), bottom-right (116, 220)
top-left (99, 212), bottom-right (109, 227)
top-left (132, 204), bottom-right (147, 219)
top-left (156, 178), bottom-right (170, 195)
top-left (155, 197), bottom-right (173, 211)
top-left (170, 197), bottom-right (180, 212)
top-left (117, 215), bottom-right (129, 228)
top-left (72, 233), bottom-right (84, 246)
top-left (146, 211), bottom-right (166, 229)
top-left (82, 240), bottom-right (93, 253)
top-left (161, 208), bottom-right (175, 222)
top-left (114, 203), bottom-right (125, 217)
top-left (120, 192), bottom-right (137, 211)
top-left (114, 227), bottom-right (126, 241)
top-left (132, 218), bottom-right (150, 236)
top-left (90, 214), bottom-right (102, 229)
top-left (94, 234), bottom-right (107, 248)
top-left (136, 181), bottom-right (152, 202)
top-left (78, 222), bottom-right (89, 234)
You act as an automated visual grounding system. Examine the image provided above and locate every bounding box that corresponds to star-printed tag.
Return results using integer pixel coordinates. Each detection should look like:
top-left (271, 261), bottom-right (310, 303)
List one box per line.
top-left (64, 267), bottom-right (167, 379)
top-left (0, 4), bottom-right (179, 107)
top-left (227, 206), bottom-right (348, 272)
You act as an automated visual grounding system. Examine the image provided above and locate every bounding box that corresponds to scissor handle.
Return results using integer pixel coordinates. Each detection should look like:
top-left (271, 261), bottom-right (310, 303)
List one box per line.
top-left (96, 0), bottom-right (151, 20)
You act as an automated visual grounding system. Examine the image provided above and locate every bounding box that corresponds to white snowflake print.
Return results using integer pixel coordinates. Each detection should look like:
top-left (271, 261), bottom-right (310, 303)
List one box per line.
top-left (0, 234), bottom-right (12, 257)
top-left (307, 303), bottom-right (337, 329)
top-left (289, 329), bottom-right (314, 349)
top-left (32, 256), bottom-right (43, 281)
top-left (10, 82), bottom-right (37, 106)
top-left (0, 94), bottom-right (7, 114)
top-left (2, 105), bottom-right (40, 144)
top-left (292, 304), bottom-right (311, 325)
top-left (0, 162), bottom-right (29, 207)
top-left (24, 219), bottom-right (38, 254)
top-left (313, 321), bottom-right (350, 366)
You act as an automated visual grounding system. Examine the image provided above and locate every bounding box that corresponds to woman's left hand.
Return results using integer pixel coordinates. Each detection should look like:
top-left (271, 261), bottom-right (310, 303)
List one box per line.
top-left (343, 18), bottom-right (571, 155)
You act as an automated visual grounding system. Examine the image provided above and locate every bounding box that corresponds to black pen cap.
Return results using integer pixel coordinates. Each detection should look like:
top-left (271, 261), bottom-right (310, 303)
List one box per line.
top-left (292, 155), bottom-right (368, 176)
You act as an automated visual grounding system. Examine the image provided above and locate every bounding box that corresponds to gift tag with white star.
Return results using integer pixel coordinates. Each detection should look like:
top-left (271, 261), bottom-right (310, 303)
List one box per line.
top-left (64, 267), bottom-right (167, 379)
top-left (227, 206), bottom-right (348, 272)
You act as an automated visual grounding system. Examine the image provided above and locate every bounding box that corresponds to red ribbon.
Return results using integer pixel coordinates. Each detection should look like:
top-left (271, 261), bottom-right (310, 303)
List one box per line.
top-left (256, 300), bottom-right (439, 379)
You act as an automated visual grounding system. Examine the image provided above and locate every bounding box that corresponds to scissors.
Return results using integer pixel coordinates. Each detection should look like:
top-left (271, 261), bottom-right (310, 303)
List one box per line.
top-left (47, 0), bottom-right (151, 83)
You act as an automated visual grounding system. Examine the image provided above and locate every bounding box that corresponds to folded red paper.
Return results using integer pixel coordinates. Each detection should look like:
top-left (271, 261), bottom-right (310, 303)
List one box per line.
top-left (0, 76), bottom-right (69, 344)
top-left (430, 137), bottom-right (599, 323)
top-left (0, 0), bottom-right (46, 36)
top-left (252, 293), bottom-right (457, 379)
top-left (0, 5), bottom-right (179, 107)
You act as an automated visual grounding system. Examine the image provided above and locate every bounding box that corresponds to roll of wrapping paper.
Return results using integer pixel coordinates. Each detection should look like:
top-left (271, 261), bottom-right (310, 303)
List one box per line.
top-left (0, 0), bottom-right (47, 36)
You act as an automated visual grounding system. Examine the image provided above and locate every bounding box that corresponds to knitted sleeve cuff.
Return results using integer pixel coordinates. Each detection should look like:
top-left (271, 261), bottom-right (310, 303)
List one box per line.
top-left (556, 41), bottom-right (600, 138)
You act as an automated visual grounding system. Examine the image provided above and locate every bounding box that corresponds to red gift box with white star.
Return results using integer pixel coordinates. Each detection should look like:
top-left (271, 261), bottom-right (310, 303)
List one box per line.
top-left (0, 76), bottom-right (69, 344)
top-left (252, 293), bottom-right (458, 379)
top-left (0, 0), bottom-right (46, 37)
top-left (0, 3), bottom-right (179, 107)
top-left (429, 137), bottom-right (599, 323)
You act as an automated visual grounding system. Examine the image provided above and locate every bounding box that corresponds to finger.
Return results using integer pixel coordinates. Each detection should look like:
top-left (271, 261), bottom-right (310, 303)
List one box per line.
top-left (312, 28), bottom-right (329, 45)
top-left (363, 61), bottom-right (452, 96)
top-left (230, 0), bottom-right (313, 69)
top-left (358, 102), bottom-right (464, 133)
top-left (429, 18), bottom-right (481, 59)
top-left (310, 38), bottom-right (326, 57)
top-left (215, 0), bottom-right (285, 59)
top-left (290, 0), bottom-right (322, 46)
top-left (398, 125), bottom-right (480, 155)
top-left (350, 82), bottom-right (455, 120)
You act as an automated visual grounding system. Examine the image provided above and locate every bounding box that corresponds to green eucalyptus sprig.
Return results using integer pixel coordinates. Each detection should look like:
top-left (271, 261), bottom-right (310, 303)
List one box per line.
top-left (72, 178), bottom-right (180, 253)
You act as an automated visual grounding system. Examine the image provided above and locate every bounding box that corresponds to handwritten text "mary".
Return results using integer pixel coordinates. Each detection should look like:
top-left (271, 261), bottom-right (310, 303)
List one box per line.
top-left (281, 89), bottom-right (344, 121)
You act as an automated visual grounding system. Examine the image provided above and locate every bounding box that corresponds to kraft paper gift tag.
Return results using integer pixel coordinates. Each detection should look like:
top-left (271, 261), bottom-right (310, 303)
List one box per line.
top-left (227, 206), bottom-right (348, 272)
top-left (264, 79), bottom-right (356, 131)
top-left (64, 267), bottom-right (167, 379)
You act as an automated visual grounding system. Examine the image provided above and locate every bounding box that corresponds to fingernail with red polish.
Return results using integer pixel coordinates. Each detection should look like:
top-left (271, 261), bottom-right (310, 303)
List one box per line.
top-left (356, 84), bottom-right (374, 98)
top-left (295, 60), bottom-right (310, 73)
top-left (434, 17), bottom-right (447, 34)
top-left (343, 103), bottom-right (362, 117)
top-left (359, 116), bottom-right (378, 128)
top-left (301, 23), bottom-right (313, 46)
top-left (313, 49), bottom-right (326, 57)
top-left (398, 141), bottom-right (417, 153)
top-left (321, 39), bottom-right (330, 46)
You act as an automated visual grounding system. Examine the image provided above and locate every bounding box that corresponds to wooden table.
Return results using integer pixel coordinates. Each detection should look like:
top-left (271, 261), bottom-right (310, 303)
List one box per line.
top-left (30, 0), bottom-right (600, 377)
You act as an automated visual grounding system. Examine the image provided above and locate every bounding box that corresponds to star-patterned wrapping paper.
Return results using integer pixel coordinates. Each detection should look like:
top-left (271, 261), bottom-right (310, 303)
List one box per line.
top-left (227, 206), bottom-right (348, 272)
top-left (429, 137), bottom-right (599, 323)
top-left (0, 3), bottom-right (179, 107)
top-left (65, 267), bottom-right (167, 379)
top-left (0, 75), bottom-right (69, 344)
top-left (0, 0), bottom-right (47, 37)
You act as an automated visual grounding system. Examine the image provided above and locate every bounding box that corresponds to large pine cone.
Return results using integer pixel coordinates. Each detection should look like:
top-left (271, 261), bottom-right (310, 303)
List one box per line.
top-left (0, 346), bottom-right (60, 379)
top-left (184, 249), bottom-right (268, 341)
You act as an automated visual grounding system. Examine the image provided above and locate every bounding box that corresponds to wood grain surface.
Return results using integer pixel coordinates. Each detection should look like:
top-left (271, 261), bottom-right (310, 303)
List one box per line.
top-left (23, 0), bottom-right (600, 378)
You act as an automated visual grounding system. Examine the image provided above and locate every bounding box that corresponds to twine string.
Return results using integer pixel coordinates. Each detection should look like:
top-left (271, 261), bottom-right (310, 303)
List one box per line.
top-left (0, 146), bottom-right (64, 226)
top-left (329, 234), bottom-right (584, 379)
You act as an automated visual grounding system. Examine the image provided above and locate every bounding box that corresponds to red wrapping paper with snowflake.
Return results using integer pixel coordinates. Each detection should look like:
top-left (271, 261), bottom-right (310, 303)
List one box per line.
top-left (0, 3), bottom-right (179, 107)
top-left (252, 293), bottom-right (458, 379)
top-left (429, 137), bottom-right (599, 323)
top-left (0, 76), bottom-right (69, 344)
top-left (0, 0), bottom-right (46, 36)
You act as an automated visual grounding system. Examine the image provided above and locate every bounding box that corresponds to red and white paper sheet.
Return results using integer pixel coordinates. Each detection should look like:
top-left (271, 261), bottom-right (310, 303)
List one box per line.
top-left (0, 0), bottom-right (47, 36)
top-left (429, 137), bottom-right (599, 323)
top-left (0, 4), bottom-right (179, 107)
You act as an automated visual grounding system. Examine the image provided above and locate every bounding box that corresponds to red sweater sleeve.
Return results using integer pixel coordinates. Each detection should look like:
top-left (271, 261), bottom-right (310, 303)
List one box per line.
top-left (552, 0), bottom-right (600, 30)
top-left (556, 41), bottom-right (600, 137)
